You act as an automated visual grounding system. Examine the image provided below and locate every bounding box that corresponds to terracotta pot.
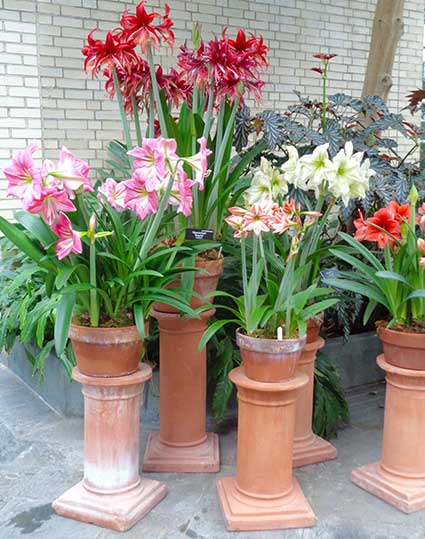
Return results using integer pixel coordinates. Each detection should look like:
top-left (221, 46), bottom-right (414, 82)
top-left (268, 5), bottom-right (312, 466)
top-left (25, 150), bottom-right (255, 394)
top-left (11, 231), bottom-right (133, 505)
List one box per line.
top-left (306, 313), bottom-right (324, 344)
top-left (154, 256), bottom-right (224, 313)
top-left (378, 326), bottom-right (425, 370)
top-left (69, 323), bottom-right (148, 378)
top-left (236, 330), bottom-right (306, 383)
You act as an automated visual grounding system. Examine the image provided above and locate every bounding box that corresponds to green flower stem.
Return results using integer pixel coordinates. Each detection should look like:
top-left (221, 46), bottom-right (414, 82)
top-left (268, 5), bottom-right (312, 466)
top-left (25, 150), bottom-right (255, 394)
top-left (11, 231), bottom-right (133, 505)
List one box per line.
top-left (210, 97), bottom-right (240, 233)
top-left (147, 91), bottom-right (155, 137)
top-left (138, 172), bottom-right (175, 263)
top-left (240, 235), bottom-right (250, 330)
top-left (112, 66), bottom-right (132, 151)
top-left (146, 46), bottom-right (168, 137)
top-left (89, 241), bottom-right (99, 327)
top-left (202, 77), bottom-right (215, 139)
top-left (131, 94), bottom-right (142, 146)
top-left (321, 60), bottom-right (328, 132)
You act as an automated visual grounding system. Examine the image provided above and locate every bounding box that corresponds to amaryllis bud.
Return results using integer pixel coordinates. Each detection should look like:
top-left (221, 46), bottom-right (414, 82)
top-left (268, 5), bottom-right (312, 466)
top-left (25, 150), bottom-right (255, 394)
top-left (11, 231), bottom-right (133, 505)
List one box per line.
top-left (88, 214), bottom-right (97, 244)
top-left (420, 257), bottom-right (425, 269)
top-left (418, 238), bottom-right (425, 255)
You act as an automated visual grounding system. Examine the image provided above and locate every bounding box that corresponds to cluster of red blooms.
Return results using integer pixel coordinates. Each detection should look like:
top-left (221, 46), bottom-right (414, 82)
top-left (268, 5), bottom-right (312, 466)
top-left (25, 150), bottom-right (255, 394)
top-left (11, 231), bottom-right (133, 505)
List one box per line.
top-left (354, 201), bottom-right (411, 251)
top-left (81, 1), bottom-right (268, 116)
top-left (82, 0), bottom-right (267, 114)
top-left (178, 28), bottom-right (268, 104)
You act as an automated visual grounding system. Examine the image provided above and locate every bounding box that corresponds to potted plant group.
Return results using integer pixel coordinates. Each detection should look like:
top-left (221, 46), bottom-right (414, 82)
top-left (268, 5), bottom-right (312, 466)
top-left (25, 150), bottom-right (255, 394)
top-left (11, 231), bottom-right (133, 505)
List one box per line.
top-left (82, 4), bottom-right (269, 309)
top-left (326, 185), bottom-right (425, 368)
top-left (1, 139), bottom-right (210, 377)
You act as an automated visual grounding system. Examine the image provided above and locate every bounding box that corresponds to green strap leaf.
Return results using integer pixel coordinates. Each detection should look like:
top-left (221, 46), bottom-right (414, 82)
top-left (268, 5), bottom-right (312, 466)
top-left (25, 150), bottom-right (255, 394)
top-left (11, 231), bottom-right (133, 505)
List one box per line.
top-left (54, 292), bottom-right (75, 356)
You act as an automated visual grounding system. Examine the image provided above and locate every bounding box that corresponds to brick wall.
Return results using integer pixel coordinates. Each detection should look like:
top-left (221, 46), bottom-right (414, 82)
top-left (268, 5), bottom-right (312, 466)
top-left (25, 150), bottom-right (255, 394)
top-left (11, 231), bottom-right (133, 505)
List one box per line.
top-left (1, 0), bottom-right (424, 220)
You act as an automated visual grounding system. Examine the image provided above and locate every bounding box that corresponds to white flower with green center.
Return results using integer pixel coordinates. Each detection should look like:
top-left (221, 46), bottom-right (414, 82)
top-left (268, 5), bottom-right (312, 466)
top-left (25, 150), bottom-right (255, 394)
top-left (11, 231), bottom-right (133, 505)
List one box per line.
top-left (245, 157), bottom-right (287, 205)
top-left (298, 143), bottom-right (334, 194)
top-left (328, 141), bottom-right (370, 205)
top-left (281, 146), bottom-right (305, 189)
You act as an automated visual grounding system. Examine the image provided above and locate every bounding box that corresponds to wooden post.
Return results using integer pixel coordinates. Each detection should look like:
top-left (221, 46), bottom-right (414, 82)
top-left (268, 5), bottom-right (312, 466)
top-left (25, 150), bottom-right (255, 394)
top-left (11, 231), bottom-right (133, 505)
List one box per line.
top-left (362, 0), bottom-right (404, 103)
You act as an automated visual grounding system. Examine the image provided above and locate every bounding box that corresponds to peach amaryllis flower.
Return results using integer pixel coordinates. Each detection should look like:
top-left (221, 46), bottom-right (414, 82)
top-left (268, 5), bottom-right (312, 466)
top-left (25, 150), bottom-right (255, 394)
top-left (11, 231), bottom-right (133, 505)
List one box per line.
top-left (242, 203), bottom-right (271, 236)
top-left (3, 143), bottom-right (42, 203)
top-left (51, 213), bottom-right (83, 260)
top-left (270, 207), bottom-right (296, 234)
top-left (418, 203), bottom-right (425, 230)
top-left (120, 1), bottom-right (174, 53)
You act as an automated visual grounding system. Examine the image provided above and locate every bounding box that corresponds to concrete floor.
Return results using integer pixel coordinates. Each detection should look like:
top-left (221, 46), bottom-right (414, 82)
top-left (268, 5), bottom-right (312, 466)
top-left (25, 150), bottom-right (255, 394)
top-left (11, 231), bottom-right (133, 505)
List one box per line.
top-left (0, 364), bottom-right (424, 539)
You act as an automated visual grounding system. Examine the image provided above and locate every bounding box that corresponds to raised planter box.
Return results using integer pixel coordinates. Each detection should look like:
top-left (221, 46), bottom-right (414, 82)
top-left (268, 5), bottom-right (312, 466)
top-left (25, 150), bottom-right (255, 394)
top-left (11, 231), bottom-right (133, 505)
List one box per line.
top-left (1, 332), bottom-right (383, 418)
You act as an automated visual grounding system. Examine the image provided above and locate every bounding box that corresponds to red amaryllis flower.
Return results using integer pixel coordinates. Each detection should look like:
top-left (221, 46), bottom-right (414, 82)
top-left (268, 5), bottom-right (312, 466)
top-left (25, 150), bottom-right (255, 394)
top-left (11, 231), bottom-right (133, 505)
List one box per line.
top-left (120, 1), bottom-right (174, 53)
top-left (82, 28), bottom-right (138, 78)
top-left (226, 28), bottom-right (268, 67)
top-left (354, 204), bottom-right (404, 250)
top-left (311, 67), bottom-right (323, 75)
top-left (313, 53), bottom-right (337, 61)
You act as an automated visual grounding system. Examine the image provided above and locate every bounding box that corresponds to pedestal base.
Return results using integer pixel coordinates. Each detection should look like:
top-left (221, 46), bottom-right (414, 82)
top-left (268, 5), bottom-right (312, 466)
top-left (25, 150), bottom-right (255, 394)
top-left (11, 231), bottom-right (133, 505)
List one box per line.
top-left (143, 432), bottom-right (219, 473)
top-left (352, 462), bottom-right (425, 514)
top-left (53, 478), bottom-right (167, 531)
top-left (293, 434), bottom-right (337, 468)
top-left (216, 477), bottom-right (316, 531)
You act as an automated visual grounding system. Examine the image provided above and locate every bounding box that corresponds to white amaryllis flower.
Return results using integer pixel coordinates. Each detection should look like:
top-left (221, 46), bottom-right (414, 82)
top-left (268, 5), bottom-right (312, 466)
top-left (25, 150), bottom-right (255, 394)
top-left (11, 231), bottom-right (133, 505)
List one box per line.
top-left (245, 157), bottom-right (287, 205)
top-left (327, 141), bottom-right (371, 205)
top-left (298, 143), bottom-right (334, 194)
top-left (281, 146), bottom-right (305, 189)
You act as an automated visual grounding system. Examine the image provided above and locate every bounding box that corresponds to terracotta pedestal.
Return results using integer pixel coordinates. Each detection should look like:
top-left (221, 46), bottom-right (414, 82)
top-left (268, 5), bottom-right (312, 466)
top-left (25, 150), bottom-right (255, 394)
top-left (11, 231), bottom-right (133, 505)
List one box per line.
top-left (352, 355), bottom-right (425, 513)
top-left (217, 367), bottom-right (316, 531)
top-left (293, 337), bottom-right (337, 468)
top-left (53, 365), bottom-right (167, 531)
top-left (143, 308), bottom-right (219, 473)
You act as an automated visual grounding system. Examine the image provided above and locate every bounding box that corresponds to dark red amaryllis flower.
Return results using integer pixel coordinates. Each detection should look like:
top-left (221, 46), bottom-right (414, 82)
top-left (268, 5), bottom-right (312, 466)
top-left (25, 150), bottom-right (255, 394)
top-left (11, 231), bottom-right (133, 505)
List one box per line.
top-left (178, 28), bottom-right (268, 105)
top-left (82, 28), bottom-right (138, 78)
top-left (155, 66), bottom-right (192, 109)
top-left (104, 58), bottom-right (151, 115)
top-left (226, 28), bottom-right (268, 67)
top-left (120, 1), bottom-right (174, 53)
top-left (313, 53), bottom-right (337, 61)
top-left (311, 67), bottom-right (323, 75)
top-left (354, 201), bottom-right (410, 250)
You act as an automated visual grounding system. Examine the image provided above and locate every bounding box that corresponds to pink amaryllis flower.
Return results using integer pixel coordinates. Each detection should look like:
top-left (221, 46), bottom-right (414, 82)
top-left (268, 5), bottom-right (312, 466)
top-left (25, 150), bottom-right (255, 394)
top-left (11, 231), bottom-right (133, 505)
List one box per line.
top-left (24, 187), bottom-right (76, 225)
top-left (182, 137), bottom-right (211, 190)
top-left (98, 178), bottom-right (126, 211)
top-left (120, 1), bottom-right (174, 53)
top-left (128, 137), bottom-right (178, 191)
top-left (51, 213), bottom-right (83, 260)
top-left (242, 204), bottom-right (271, 236)
top-left (169, 171), bottom-right (194, 217)
top-left (123, 172), bottom-right (158, 220)
top-left (3, 143), bottom-right (42, 204)
top-left (44, 146), bottom-right (93, 198)
top-left (418, 238), bottom-right (425, 255)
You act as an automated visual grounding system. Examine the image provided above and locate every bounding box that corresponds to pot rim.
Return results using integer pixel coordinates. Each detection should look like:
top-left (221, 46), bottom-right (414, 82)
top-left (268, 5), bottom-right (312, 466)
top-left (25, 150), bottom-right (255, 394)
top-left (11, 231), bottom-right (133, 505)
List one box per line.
top-left (69, 322), bottom-right (146, 344)
top-left (236, 328), bottom-right (306, 354)
top-left (378, 325), bottom-right (425, 347)
top-left (195, 255), bottom-right (224, 276)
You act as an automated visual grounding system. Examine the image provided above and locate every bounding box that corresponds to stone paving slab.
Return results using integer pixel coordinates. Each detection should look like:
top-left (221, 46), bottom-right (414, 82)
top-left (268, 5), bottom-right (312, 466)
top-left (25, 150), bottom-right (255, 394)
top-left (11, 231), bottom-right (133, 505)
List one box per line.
top-left (0, 365), bottom-right (424, 538)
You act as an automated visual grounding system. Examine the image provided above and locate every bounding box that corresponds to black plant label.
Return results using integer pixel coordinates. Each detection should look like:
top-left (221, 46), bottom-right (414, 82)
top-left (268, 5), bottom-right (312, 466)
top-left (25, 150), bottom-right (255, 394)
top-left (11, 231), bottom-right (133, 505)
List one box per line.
top-left (185, 228), bottom-right (214, 241)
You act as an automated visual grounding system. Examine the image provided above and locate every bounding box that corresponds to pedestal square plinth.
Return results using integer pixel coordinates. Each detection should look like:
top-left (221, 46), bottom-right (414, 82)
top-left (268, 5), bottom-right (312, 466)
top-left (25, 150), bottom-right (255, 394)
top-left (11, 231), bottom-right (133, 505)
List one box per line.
top-left (293, 434), bottom-right (338, 468)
